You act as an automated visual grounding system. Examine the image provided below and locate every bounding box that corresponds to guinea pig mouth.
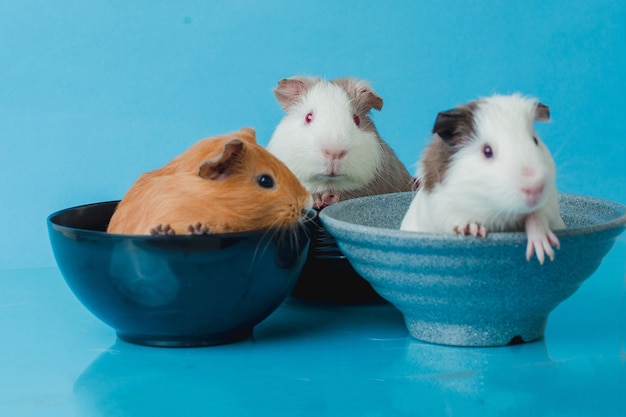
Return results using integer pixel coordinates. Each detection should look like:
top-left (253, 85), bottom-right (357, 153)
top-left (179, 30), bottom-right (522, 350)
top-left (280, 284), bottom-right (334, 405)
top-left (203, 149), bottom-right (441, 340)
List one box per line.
top-left (316, 173), bottom-right (345, 181)
top-left (522, 185), bottom-right (546, 209)
top-left (509, 196), bottom-right (547, 216)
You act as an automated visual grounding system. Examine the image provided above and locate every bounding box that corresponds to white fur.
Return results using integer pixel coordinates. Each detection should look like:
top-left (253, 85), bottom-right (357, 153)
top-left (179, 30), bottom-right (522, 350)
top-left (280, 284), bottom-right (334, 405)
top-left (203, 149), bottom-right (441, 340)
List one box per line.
top-left (266, 81), bottom-right (382, 194)
top-left (401, 94), bottom-right (565, 263)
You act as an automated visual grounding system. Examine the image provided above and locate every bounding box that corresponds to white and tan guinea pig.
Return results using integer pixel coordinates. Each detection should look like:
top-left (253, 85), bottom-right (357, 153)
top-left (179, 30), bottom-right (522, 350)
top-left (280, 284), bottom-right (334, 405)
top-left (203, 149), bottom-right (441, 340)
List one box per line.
top-left (400, 93), bottom-right (565, 264)
top-left (265, 76), bottom-right (414, 209)
top-left (107, 127), bottom-right (313, 235)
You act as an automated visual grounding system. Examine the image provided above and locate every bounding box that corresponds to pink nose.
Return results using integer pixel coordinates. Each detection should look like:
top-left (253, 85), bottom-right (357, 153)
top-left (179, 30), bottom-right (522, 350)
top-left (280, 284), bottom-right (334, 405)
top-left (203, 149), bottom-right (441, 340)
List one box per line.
top-left (322, 149), bottom-right (346, 160)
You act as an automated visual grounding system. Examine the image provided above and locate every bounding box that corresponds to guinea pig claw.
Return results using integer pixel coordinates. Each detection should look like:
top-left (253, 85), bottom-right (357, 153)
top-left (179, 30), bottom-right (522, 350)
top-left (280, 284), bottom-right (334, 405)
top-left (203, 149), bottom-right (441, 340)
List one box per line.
top-left (526, 241), bottom-right (544, 265)
top-left (548, 231), bottom-right (561, 250)
top-left (454, 223), bottom-right (487, 238)
top-left (313, 192), bottom-right (340, 210)
top-left (150, 224), bottom-right (175, 236)
top-left (188, 222), bottom-right (211, 235)
top-left (525, 214), bottom-right (560, 264)
top-left (526, 235), bottom-right (558, 265)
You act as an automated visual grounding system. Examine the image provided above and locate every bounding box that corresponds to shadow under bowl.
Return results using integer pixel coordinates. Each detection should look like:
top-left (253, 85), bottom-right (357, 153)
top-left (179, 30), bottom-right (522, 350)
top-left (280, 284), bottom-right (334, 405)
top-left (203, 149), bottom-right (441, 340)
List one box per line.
top-left (48, 201), bottom-right (315, 347)
top-left (319, 192), bottom-right (626, 347)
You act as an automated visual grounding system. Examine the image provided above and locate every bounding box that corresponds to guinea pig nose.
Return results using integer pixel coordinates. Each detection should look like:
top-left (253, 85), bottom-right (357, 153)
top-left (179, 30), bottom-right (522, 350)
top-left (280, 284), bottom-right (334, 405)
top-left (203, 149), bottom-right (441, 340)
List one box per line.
top-left (322, 148), bottom-right (347, 161)
top-left (522, 167), bottom-right (536, 177)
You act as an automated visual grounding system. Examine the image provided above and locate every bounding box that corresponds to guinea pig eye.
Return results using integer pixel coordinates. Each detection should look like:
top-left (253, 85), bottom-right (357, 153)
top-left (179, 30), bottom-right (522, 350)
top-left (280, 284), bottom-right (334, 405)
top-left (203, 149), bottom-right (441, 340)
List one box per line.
top-left (305, 112), bottom-right (313, 124)
top-left (256, 174), bottom-right (275, 189)
top-left (533, 136), bottom-right (539, 145)
top-left (482, 144), bottom-right (494, 159)
top-left (353, 114), bottom-right (361, 126)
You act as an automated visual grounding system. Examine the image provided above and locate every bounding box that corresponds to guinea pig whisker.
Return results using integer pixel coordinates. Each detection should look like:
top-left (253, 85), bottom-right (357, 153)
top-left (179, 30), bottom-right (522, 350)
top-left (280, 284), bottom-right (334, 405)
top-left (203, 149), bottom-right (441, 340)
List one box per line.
top-left (250, 228), bottom-right (277, 266)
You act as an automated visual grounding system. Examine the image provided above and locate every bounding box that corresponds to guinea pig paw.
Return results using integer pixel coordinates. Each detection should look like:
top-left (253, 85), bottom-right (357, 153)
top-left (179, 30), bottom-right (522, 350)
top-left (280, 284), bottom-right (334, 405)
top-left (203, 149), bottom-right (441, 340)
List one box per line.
top-left (313, 192), bottom-right (340, 210)
top-left (525, 214), bottom-right (560, 264)
top-left (453, 223), bottom-right (488, 238)
top-left (150, 224), bottom-right (175, 236)
top-left (187, 222), bottom-right (211, 235)
top-left (525, 230), bottom-right (559, 265)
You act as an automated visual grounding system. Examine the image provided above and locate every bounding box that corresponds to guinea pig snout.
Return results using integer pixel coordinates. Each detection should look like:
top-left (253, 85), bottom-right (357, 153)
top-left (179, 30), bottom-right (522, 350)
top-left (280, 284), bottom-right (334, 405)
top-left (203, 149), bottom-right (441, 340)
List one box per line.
top-left (322, 147), bottom-right (347, 176)
top-left (521, 183), bottom-right (545, 208)
top-left (299, 207), bottom-right (311, 219)
top-left (519, 165), bottom-right (549, 207)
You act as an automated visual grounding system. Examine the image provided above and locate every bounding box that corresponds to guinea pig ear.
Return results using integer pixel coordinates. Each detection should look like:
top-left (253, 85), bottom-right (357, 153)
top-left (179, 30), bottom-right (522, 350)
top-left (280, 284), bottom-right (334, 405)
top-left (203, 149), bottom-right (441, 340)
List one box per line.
top-left (198, 139), bottom-right (245, 180)
top-left (535, 103), bottom-right (550, 121)
top-left (273, 76), bottom-right (321, 111)
top-left (237, 127), bottom-right (257, 144)
top-left (432, 107), bottom-right (475, 145)
top-left (333, 78), bottom-right (383, 113)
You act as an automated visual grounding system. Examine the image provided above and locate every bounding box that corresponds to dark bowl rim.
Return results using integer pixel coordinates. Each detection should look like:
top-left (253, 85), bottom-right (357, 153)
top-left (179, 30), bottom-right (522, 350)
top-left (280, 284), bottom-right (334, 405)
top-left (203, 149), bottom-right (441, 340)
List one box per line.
top-left (319, 192), bottom-right (626, 243)
top-left (47, 200), bottom-right (318, 240)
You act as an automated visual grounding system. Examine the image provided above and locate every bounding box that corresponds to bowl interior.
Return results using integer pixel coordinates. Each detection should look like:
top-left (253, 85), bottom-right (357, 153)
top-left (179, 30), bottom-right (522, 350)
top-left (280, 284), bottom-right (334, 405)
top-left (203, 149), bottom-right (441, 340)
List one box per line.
top-left (320, 192), bottom-right (626, 241)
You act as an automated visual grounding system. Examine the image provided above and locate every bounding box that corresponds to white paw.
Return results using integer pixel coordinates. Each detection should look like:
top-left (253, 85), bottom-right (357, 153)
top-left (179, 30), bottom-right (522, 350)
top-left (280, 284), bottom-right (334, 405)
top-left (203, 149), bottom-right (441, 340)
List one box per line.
top-left (313, 192), bottom-right (340, 209)
top-left (525, 212), bottom-right (560, 264)
top-left (453, 222), bottom-right (488, 238)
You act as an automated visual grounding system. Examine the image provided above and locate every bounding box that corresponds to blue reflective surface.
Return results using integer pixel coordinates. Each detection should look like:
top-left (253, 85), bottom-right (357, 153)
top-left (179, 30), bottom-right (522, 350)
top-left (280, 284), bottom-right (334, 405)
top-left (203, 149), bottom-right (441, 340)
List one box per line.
top-left (1, 238), bottom-right (624, 416)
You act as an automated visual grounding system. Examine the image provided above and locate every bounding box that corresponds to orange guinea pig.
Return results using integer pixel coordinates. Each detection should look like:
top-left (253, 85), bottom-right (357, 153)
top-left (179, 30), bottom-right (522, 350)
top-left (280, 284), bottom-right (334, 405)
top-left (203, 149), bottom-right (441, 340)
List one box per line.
top-left (107, 127), bottom-right (313, 235)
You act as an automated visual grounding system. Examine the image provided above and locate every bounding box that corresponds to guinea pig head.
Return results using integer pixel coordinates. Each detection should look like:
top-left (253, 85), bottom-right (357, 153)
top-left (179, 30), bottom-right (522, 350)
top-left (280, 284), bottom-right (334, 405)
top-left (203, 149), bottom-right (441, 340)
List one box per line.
top-left (197, 134), bottom-right (313, 231)
top-left (426, 94), bottom-right (557, 215)
top-left (266, 76), bottom-right (384, 195)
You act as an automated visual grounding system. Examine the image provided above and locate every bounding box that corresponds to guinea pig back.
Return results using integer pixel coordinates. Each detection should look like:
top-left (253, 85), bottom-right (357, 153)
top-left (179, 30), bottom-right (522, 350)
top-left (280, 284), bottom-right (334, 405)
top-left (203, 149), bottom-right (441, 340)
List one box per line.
top-left (107, 127), bottom-right (313, 235)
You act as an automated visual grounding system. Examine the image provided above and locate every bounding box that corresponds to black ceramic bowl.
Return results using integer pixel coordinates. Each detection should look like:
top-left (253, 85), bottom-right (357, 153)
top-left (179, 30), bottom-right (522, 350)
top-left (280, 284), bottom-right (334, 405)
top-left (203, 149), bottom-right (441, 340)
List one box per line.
top-left (47, 201), bottom-right (316, 347)
top-left (291, 214), bottom-right (385, 304)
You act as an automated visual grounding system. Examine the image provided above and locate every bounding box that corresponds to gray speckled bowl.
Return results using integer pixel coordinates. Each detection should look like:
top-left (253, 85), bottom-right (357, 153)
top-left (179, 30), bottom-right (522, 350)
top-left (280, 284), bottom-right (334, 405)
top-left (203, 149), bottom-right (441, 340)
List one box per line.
top-left (319, 192), bottom-right (626, 347)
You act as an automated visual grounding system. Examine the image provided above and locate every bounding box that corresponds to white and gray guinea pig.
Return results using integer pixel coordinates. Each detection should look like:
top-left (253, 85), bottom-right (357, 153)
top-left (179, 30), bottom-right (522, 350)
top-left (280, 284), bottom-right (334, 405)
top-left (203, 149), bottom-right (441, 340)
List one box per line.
top-left (400, 93), bottom-right (565, 264)
top-left (265, 76), bottom-right (414, 209)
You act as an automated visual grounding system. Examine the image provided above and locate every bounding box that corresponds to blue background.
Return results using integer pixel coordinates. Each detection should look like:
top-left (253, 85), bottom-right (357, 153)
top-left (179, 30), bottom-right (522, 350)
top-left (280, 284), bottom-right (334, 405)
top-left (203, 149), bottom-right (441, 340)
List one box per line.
top-left (1, 2), bottom-right (626, 416)
top-left (1, 0), bottom-right (625, 270)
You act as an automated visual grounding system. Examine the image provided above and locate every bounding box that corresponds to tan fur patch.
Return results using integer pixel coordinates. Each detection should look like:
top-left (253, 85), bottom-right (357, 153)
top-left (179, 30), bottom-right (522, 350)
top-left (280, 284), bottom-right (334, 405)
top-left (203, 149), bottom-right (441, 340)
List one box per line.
top-left (420, 102), bottom-right (477, 192)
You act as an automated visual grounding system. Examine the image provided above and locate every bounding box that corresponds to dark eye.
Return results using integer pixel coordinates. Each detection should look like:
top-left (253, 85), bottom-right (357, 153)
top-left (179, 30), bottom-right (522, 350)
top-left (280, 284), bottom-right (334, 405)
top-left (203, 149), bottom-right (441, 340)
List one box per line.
top-left (353, 114), bottom-right (361, 126)
top-left (305, 112), bottom-right (313, 124)
top-left (483, 144), bottom-right (494, 159)
top-left (533, 136), bottom-right (539, 145)
top-left (256, 174), bottom-right (275, 189)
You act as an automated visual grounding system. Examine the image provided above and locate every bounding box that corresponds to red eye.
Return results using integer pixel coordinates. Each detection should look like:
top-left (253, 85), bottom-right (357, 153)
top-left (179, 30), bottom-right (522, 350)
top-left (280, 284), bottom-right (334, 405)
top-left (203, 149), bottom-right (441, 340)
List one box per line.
top-left (483, 144), bottom-right (494, 159)
top-left (353, 114), bottom-right (360, 126)
top-left (305, 112), bottom-right (313, 124)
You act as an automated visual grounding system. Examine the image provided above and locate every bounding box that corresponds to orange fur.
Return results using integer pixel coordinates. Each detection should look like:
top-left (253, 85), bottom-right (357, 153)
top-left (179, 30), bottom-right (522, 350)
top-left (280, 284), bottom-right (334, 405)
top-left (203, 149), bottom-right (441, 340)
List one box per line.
top-left (107, 127), bottom-right (312, 235)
